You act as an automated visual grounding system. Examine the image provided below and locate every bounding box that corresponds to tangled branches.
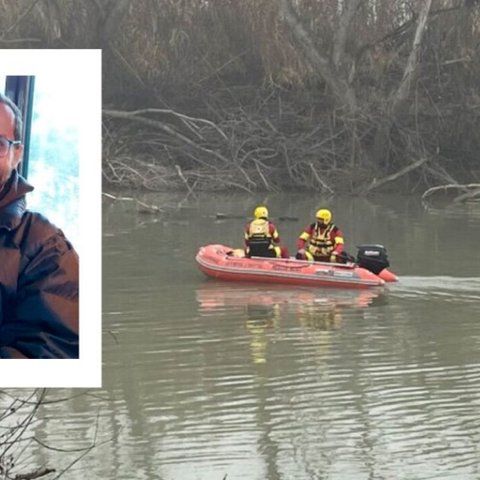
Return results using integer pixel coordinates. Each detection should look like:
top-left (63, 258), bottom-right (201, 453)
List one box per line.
top-left (0, 390), bottom-right (105, 479)
top-left (102, 85), bottom-right (477, 196)
top-left (102, 88), bottom-right (362, 194)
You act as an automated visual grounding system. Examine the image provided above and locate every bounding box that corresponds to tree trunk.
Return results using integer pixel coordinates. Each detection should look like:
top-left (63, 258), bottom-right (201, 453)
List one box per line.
top-left (278, 0), bottom-right (358, 115)
top-left (372, 0), bottom-right (433, 165)
top-left (391, 0), bottom-right (433, 114)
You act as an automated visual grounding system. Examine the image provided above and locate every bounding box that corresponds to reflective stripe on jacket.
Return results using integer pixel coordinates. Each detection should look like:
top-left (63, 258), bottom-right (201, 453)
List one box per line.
top-left (299, 222), bottom-right (344, 257)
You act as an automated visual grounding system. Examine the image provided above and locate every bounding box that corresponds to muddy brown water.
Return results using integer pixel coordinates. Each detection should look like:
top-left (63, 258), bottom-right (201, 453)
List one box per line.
top-left (11, 192), bottom-right (480, 480)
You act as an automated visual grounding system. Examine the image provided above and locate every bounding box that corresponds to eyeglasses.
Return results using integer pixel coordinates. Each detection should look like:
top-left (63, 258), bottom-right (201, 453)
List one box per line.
top-left (0, 136), bottom-right (21, 157)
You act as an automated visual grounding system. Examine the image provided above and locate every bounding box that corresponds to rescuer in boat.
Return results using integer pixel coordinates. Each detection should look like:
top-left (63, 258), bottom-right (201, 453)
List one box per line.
top-left (295, 209), bottom-right (346, 263)
top-left (244, 205), bottom-right (289, 258)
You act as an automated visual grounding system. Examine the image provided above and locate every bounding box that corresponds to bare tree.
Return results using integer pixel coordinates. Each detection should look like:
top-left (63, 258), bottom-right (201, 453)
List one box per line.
top-left (1, 0), bottom-right (479, 193)
top-left (278, 0), bottom-right (361, 115)
top-left (370, 0), bottom-right (434, 172)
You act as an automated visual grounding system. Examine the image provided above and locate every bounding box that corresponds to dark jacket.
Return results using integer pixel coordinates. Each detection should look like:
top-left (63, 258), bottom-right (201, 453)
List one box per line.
top-left (0, 171), bottom-right (79, 358)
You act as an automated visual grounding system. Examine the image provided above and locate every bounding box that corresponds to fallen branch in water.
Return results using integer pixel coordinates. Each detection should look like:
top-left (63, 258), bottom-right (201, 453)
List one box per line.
top-left (454, 187), bottom-right (480, 203)
top-left (215, 212), bottom-right (298, 221)
top-left (13, 467), bottom-right (56, 480)
top-left (363, 157), bottom-right (429, 194)
top-left (421, 183), bottom-right (480, 202)
top-left (102, 192), bottom-right (163, 213)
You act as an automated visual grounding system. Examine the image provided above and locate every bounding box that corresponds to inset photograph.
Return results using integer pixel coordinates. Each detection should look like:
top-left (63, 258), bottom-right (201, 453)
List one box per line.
top-left (0, 50), bottom-right (101, 387)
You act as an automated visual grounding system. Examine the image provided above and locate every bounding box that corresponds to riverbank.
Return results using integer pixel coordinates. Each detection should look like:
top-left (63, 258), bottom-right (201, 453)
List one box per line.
top-left (102, 85), bottom-right (479, 197)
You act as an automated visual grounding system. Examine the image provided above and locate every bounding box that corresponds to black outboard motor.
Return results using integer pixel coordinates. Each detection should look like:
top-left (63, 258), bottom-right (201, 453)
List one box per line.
top-left (356, 244), bottom-right (390, 275)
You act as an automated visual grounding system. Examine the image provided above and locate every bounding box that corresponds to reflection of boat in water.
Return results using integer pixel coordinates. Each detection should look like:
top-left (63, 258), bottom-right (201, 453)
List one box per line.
top-left (196, 282), bottom-right (386, 364)
top-left (196, 244), bottom-right (397, 290)
top-left (196, 281), bottom-right (385, 314)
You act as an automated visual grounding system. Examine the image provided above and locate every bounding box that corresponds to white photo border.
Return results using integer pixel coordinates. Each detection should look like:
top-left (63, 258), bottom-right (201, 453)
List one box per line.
top-left (0, 49), bottom-right (102, 387)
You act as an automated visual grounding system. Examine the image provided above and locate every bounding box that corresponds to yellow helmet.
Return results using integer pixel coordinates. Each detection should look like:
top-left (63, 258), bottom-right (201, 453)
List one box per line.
top-left (316, 208), bottom-right (332, 224)
top-left (254, 205), bottom-right (269, 219)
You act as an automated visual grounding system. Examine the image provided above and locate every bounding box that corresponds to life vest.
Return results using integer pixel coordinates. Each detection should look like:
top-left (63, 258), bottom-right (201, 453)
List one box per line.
top-left (246, 219), bottom-right (275, 257)
top-left (307, 223), bottom-right (338, 257)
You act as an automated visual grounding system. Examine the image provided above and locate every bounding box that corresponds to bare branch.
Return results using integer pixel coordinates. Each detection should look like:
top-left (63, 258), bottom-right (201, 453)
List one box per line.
top-left (278, 0), bottom-right (357, 113)
top-left (102, 192), bottom-right (163, 213)
top-left (0, 0), bottom-right (42, 40)
top-left (309, 162), bottom-right (334, 193)
top-left (332, 0), bottom-right (364, 70)
top-left (392, 0), bottom-right (433, 113)
top-left (103, 109), bottom-right (232, 165)
top-left (422, 183), bottom-right (480, 201)
top-left (13, 467), bottom-right (56, 480)
top-left (104, 108), bottom-right (228, 140)
top-left (363, 157), bottom-right (430, 194)
top-left (454, 188), bottom-right (480, 203)
top-left (175, 164), bottom-right (196, 195)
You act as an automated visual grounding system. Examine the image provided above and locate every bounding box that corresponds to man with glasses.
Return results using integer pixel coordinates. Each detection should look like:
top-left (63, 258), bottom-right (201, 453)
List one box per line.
top-left (0, 92), bottom-right (79, 358)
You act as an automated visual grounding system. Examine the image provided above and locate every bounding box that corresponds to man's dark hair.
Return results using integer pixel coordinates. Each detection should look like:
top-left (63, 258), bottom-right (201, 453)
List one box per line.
top-left (0, 92), bottom-right (23, 141)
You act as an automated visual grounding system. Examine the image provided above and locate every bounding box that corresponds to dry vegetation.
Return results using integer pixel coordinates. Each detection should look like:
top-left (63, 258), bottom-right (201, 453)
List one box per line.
top-left (1, 0), bottom-right (479, 198)
top-left (0, 390), bottom-right (102, 479)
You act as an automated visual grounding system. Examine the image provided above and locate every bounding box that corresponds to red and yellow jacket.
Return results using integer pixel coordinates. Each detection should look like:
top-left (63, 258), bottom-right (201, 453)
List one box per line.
top-left (297, 222), bottom-right (344, 260)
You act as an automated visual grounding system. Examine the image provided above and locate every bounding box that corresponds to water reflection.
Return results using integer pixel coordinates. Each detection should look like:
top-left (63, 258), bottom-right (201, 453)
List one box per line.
top-left (23, 193), bottom-right (480, 480)
top-left (197, 281), bottom-right (385, 318)
top-left (196, 282), bottom-right (386, 365)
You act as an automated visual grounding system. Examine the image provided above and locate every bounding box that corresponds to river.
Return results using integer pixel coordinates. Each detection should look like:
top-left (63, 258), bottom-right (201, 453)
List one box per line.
top-left (8, 192), bottom-right (480, 479)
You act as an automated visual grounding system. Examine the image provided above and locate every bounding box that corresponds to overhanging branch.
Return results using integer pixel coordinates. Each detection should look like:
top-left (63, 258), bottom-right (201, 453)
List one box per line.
top-left (363, 157), bottom-right (429, 194)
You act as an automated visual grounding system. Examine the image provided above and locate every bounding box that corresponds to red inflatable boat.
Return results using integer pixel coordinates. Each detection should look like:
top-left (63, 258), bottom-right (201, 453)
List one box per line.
top-left (196, 244), bottom-right (398, 289)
